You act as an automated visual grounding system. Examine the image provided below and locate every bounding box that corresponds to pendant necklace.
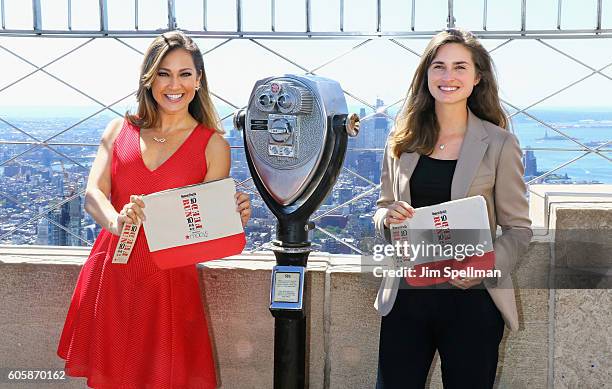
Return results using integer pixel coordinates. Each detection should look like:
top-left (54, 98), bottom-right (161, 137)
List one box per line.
top-left (153, 136), bottom-right (167, 143)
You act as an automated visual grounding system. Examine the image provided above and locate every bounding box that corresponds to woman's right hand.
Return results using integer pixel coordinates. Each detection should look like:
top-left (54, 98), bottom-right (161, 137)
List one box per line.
top-left (109, 195), bottom-right (146, 236)
top-left (383, 201), bottom-right (415, 228)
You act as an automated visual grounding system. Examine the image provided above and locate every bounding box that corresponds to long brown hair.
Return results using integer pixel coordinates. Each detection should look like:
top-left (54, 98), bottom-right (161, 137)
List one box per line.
top-left (390, 28), bottom-right (507, 158)
top-left (125, 30), bottom-right (223, 133)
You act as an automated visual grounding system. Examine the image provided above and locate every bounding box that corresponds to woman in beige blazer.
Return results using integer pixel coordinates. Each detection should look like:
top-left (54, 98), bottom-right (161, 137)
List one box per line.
top-left (373, 29), bottom-right (532, 389)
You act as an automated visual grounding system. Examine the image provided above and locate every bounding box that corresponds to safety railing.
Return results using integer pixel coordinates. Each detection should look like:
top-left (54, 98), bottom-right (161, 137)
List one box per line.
top-left (0, 0), bottom-right (610, 38)
top-left (1, 0), bottom-right (610, 252)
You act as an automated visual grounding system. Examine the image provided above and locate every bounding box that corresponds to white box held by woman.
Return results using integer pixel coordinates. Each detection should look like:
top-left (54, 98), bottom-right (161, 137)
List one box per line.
top-left (389, 195), bottom-right (495, 286)
top-left (141, 177), bottom-right (246, 269)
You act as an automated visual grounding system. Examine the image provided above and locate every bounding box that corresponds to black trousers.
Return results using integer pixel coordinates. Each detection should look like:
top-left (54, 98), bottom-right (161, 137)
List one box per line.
top-left (376, 287), bottom-right (505, 389)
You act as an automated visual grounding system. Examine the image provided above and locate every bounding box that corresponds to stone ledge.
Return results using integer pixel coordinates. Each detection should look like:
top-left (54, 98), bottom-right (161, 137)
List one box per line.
top-left (2, 200), bottom-right (611, 389)
top-left (0, 241), bottom-right (554, 389)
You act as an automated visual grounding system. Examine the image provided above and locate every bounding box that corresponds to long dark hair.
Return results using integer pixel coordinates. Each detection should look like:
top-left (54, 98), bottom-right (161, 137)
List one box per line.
top-left (125, 30), bottom-right (223, 133)
top-left (390, 28), bottom-right (507, 158)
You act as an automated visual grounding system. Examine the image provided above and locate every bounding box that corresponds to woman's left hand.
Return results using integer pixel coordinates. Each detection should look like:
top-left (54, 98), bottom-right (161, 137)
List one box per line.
top-left (449, 276), bottom-right (484, 290)
top-left (235, 191), bottom-right (251, 227)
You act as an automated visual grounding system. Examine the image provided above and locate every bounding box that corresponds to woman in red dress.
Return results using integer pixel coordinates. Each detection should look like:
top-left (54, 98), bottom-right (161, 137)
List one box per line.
top-left (57, 31), bottom-right (251, 389)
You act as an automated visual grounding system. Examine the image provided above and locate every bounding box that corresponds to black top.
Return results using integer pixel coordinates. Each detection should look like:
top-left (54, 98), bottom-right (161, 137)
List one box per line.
top-left (409, 154), bottom-right (458, 208)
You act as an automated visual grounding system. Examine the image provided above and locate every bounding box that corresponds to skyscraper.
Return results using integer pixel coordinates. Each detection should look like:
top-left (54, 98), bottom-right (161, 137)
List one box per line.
top-left (41, 193), bottom-right (83, 246)
top-left (356, 151), bottom-right (379, 183)
top-left (372, 98), bottom-right (391, 149)
top-left (36, 207), bottom-right (49, 245)
top-left (46, 208), bottom-right (62, 245)
top-left (61, 195), bottom-right (83, 246)
top-left (523, 148), bottom-right (538, 177)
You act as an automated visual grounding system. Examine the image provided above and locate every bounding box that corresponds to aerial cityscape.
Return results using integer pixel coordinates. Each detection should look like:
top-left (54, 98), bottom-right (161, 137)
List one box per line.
top-left (1, 102), bottom-right (610, 253)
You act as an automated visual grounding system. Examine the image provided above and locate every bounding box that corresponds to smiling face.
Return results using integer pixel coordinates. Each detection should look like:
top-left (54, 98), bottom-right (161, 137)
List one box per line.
top-left (427, 43), bottom-right (481, 108)
top-left (150, 48), bottom-right (201, 116)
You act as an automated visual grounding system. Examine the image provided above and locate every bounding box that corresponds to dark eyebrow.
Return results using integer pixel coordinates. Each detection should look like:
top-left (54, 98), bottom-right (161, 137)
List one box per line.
top-left (158, 67), bottom-right (194, 72)
top-left (431, 60), bottom-right (470, 66)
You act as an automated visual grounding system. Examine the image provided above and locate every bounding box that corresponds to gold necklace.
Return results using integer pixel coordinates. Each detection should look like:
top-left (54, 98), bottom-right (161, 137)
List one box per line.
top-left (150, 121), bottom-right (195, 144)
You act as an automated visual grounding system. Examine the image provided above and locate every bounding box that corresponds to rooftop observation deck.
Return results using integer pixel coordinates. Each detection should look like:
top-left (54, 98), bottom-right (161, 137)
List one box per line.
top-left (1, 191), bottom-right (611, 388)
top-left (1, 1), bottom-right (611, 388)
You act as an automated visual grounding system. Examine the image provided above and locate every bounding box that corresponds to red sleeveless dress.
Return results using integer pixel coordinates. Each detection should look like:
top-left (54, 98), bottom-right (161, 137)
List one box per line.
top-left (57, 121), bottom-right (218, 389)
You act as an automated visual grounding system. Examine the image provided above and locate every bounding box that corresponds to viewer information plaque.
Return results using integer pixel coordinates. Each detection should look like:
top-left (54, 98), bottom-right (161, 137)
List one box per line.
top-left (270, 265), bottom-right (304, 310)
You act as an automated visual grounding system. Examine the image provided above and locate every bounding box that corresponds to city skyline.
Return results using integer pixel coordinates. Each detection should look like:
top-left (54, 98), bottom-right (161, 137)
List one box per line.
top-left (1, 101), bottom-right (609, 249)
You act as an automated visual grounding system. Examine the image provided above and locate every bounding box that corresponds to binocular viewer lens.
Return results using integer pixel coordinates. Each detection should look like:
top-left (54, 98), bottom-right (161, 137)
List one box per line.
top-left (235, 75), bottom-right (358, 206)
top-left (258, 93), bottom-right (276, 110)
top-left (254, 82), bottom-right (313, 115)
top-left (277, 94), bottom-right (293, 111)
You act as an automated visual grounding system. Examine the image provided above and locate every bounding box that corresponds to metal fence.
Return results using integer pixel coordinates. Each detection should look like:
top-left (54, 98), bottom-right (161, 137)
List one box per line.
top-left (0, 0), bottom-right (611, 38)
top-left (1, 0), bottom-right (610, 251)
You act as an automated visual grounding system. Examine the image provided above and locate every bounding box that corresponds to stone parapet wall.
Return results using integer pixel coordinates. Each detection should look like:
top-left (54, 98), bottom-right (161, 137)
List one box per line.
top-left (0, 206), bottom-right (609, 388)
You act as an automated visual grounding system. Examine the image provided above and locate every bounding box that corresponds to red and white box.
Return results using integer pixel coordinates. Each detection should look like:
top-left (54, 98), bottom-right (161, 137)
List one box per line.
top-left (390, 195), bottom-right (495, 286)
top-left (141, 178), bottom-right (246, 269)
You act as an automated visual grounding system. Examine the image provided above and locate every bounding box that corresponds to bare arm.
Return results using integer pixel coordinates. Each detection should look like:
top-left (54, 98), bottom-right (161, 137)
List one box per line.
top-left (84, 118), bottom-right (142, 235)
top-left (204, 132), bottom-right (251, 226)
top-left (203, 132), bottom-right (231, 181)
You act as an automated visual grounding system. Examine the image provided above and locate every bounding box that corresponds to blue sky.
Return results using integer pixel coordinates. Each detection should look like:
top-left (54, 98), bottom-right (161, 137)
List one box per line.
top-left (0, 0), bottom-right (610, 110)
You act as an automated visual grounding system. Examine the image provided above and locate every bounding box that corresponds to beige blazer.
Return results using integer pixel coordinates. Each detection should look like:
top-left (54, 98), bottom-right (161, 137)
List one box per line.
top-left (372, 109), bottom-right (532, 331)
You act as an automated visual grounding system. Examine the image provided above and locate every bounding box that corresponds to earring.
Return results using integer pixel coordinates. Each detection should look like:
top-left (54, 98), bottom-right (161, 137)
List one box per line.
top-left (195, 86), bottom-right (200, 91)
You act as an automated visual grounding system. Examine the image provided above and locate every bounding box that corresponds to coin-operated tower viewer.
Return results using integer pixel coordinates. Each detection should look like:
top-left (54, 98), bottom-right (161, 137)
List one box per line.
top-left (234, 74), bottom-right (359, 389)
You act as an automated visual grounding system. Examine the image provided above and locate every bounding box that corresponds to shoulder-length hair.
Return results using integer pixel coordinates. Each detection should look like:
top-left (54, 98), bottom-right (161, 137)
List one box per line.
top-left (390, 28), bottom-right (507, 158)
top-left (125, 30), bottom-right (223, 133)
